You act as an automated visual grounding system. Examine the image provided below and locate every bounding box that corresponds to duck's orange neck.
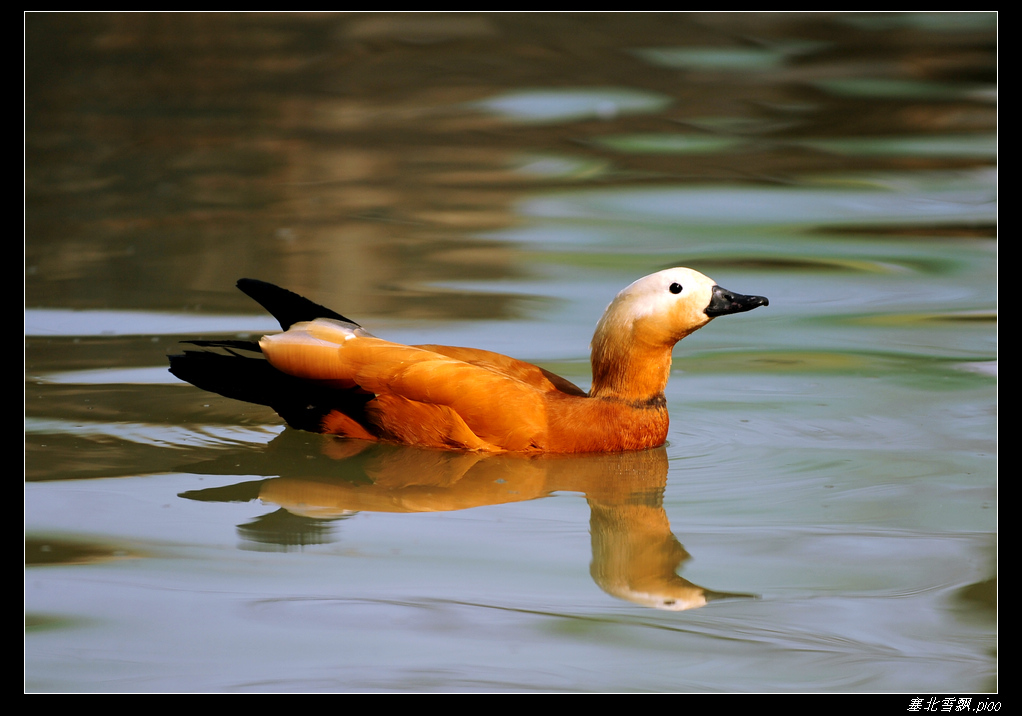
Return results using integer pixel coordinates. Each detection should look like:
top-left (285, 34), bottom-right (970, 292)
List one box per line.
top-left (588, 333), bottom-right (674, 405)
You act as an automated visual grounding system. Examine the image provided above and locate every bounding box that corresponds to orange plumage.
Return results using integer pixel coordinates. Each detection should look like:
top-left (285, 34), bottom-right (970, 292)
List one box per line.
top-left (170, 268), bottom-right (767, 453)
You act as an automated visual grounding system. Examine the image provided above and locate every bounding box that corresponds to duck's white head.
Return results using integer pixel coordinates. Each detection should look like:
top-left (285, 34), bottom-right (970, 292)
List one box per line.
top-left (595, 267), bottom-right (768, 348)
top-left (590, 268), bottom-right (768, 400)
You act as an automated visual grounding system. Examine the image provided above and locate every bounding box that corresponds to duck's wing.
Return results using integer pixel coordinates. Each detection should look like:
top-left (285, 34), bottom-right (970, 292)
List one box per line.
top-left (260, 319), bottom-right (551, 452)
top-left (417, 345), bottom-right (587, 397)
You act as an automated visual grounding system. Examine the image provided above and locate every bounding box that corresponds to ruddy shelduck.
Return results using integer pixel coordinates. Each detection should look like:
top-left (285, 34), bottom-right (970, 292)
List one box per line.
top-left (169, 268), bottom-right (768, 453)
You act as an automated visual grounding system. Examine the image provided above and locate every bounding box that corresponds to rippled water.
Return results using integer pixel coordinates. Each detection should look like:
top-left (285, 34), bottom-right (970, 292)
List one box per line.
top-left (26, 13), bottom-right (996, 693)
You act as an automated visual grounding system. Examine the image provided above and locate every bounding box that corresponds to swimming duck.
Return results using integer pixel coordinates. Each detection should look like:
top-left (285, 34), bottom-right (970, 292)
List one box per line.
top-left (169, 268), bottom-right (767, 453)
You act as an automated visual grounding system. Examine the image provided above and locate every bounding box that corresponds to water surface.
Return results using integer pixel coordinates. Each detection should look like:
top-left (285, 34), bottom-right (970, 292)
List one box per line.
top-left (26, 12), bottom-right (996, 693)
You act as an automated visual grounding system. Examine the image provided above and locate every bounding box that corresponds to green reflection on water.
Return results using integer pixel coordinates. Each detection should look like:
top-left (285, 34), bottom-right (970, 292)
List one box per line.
top-left (472, 88), bottom-right (673, 124)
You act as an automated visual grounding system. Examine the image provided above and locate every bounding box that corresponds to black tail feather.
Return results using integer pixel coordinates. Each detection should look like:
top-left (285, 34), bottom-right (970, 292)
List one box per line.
top-left (236, 278), bottom-right (357, 330)
top-left (179, 339), bottom-right (265, 354)
top-left (169, 342), bottom-right (373, 434)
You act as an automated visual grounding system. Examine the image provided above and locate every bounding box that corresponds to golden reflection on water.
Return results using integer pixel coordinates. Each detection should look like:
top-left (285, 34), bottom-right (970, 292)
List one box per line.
top-left (180, 436), bottom-right (753, 611)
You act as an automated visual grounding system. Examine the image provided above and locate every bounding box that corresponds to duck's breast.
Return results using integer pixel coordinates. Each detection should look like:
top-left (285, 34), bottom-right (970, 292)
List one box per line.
top-left (544, 394), bottom-right (669, 453)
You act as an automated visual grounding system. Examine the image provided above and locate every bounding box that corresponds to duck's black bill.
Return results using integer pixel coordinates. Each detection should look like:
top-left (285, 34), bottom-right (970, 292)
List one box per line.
top-left (704, 285), bottom-right (769, 317)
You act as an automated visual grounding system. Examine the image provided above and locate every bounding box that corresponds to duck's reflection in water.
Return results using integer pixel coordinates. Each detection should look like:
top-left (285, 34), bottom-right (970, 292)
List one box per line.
top-left (180, 430), bottom-right (756, 610)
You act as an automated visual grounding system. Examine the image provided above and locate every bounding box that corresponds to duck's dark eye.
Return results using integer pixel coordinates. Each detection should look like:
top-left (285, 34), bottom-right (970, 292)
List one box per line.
top-left (669, 283), bottom-right (683, 294)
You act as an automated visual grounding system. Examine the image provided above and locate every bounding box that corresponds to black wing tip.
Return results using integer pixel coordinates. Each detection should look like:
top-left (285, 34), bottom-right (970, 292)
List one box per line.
top-left (235, 278), bottom-right (359, 330)
top-left (235, 278), bottom-right (276, 295)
